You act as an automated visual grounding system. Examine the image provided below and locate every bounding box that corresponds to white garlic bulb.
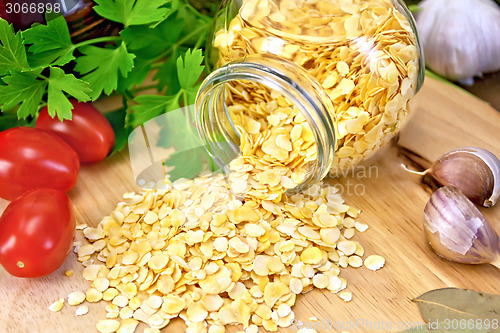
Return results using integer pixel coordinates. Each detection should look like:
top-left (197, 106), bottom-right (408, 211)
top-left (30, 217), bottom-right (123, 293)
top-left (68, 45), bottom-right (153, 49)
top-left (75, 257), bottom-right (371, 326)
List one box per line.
top-left (416, 0), bottom-right (500, 85)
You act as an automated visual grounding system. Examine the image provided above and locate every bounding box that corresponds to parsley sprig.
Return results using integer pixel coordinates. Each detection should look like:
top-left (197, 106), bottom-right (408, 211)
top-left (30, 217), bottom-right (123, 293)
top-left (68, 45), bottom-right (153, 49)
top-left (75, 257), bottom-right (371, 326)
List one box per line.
top-left (0, 0), bottom-right (213, 153)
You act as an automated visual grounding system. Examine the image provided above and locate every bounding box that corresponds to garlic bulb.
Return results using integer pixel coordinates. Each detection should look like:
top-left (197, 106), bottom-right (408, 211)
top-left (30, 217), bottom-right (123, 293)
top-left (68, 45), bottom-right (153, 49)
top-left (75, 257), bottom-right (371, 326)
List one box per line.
top-left (416, 0), bottom-right (500, 85)
top-left (424, 186), bottom-right (500, 267)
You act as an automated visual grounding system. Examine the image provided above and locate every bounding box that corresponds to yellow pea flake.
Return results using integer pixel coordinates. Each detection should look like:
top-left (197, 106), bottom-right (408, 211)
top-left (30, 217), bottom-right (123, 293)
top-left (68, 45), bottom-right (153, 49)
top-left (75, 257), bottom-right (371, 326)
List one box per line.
top-left (48, 298), bottom-right (64, 312)
top-left (244, 117), bottom-right (261, 134)
top-left (355, 222), bottom-right (369, 232)
top-left (234, 204), bottom-right (261, 223)
top-left (244, 223), bottom-right (266, 237)
top-left (289, 278), bottom-right (303, 294)
top-left (86, 288), bottom-right (103, 303)
top-left (112, 295), bottom-right (129, 308)
top-left (148, 253), bottom-right (169, 271)
top-left (312, 274), bottom-right (329, 289)
top-left (320, 228), bottom-right (340, 245)
top-left (75, 305), bottom-right (89, 316)
top-left (76, 223), bottom-right (88, 230)
top-left (300, 247), bottom-right (323, 265)
top-left (364, 255), bottom-right (386, 271)
top-left (68, 291), bottom-right (86, 306)
top-left (162, 295), bottom-right (187, 314)
top-left (116, 319), bottom-right (139, 333)
top-left (337, 61), bottom-right (349, 76)
top-left (343, 228), bottom-right (355, 239)
top-left (337, 241), bottom-right (357, 256)
top-left (276, 304), bottom-right (292, 318)
top-left (264, 282), bottom-right (290, 308)
top-left (96, 319), bottom-right (120, 333)
top-left (348, 255), bottom-right (363, 268)
top-left (128, 297), bottom-right (142, 310)
top-left (103, 288), bottom-right (119, 301)
top-left (275, 134), bottom-right (292, 151)
top-left (143, 211), bottom-right (158, 224)
top-left (202, 294), bottom-right (224, 312)
top-left (93, 277), bottom-right (110, 292)
top-left (339, 291), bottom-right (353, 302)
top-left (82, 264), bottom-right (101, 281)
top-left (187, 302), bottom-right (209, 322)
top-left (199, 267), bottom-right (233, 294)
top-left (119, 307), bottom-right (134, 320)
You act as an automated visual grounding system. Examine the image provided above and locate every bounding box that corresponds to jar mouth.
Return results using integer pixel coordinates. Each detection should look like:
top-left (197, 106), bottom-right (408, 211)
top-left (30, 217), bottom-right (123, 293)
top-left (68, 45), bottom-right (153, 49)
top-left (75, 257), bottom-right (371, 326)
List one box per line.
top-left (195, 54), bottom-right (337, 194)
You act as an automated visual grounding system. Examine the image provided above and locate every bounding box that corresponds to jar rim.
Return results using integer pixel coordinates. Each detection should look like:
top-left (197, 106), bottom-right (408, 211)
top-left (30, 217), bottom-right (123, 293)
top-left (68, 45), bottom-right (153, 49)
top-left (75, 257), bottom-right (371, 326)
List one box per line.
top-left (195, 54), bottom-right (337, 194)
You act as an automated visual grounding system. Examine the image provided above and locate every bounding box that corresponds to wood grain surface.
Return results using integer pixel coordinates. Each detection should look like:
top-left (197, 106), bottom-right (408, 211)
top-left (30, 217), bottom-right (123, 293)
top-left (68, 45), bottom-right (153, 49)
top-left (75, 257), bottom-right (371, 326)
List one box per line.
top-left (0, 77), bottom-right (499, 333)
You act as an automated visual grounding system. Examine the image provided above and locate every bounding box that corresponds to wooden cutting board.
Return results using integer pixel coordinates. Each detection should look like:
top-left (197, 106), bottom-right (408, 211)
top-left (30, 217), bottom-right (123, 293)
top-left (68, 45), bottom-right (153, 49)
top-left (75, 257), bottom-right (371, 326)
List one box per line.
top-left (1, 77), bottom-right (499, 333)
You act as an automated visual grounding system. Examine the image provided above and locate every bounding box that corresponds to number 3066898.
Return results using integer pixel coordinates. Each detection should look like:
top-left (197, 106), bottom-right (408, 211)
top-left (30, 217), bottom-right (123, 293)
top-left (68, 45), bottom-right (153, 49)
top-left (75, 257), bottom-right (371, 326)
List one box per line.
top-left (5, 1), bottom-right (61, 14)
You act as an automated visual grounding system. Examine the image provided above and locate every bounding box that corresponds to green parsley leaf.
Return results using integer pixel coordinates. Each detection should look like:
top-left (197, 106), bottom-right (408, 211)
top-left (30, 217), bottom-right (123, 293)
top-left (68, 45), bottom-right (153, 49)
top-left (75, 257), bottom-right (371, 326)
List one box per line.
top-left (74, 42), bottom-right (135, 100)
top-left (165, 146), bottom-right (214, 180)
top-left (154, 48), bottom-right (182, 93)
top-left (177, 48), bottom-right (204, 90)
top-left (129, 94), bottom-right (181, 128)
top-left (116, 57), bottom-right (151, 93)
top-left (22, 15), bottom-right (75, 66)
top-left (0, 19), bottom-right (29, 75)
top-left (157, 105), bottom-right (199, 150)
top-left (157, 105), bottom-right (217, 181)
top-left (0, 71), bottom-right (46, 119)
top-left (46, 67), bottom-right (92, 120)
top-left (129, 49), bottom-right (205, 128)
top-left (93, 0), bottom-right (170, 27)
top-left (120, 15), bottom-right (184, 58)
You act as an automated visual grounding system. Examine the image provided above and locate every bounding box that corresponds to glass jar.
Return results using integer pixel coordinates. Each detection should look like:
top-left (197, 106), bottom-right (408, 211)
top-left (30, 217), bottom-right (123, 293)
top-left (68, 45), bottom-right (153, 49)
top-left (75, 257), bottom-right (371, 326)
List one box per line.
top-left (196, 0), bottom-right (424, 193)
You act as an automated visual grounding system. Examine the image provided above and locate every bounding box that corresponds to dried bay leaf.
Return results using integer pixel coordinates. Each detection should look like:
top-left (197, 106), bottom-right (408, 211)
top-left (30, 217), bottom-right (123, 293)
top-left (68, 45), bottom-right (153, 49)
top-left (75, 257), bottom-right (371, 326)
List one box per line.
top-left (401, 288), bottom-right (500, 332)
top-left (414, 288), bottom-right (500, 322)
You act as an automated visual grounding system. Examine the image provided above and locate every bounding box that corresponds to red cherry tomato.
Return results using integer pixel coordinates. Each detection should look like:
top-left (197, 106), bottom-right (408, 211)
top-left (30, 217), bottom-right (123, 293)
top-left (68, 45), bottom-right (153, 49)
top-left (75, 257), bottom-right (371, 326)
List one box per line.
top-left (0, 127), bottom-right (80, 201)
top-left (36, 100), bottom-right (115, 163)
top-left (0, 188), bottom-right (75, 277)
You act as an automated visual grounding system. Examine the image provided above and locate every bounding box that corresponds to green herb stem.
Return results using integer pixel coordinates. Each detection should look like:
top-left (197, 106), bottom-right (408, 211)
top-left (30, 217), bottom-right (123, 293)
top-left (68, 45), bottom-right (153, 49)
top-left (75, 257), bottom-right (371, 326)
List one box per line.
top-left (177, 23), bottom-right (211, 47)
top-left (150, 61), bottom-right (166, 69)
top-left (33, 71), bottom-right (49, 81)
top-left (132, 84), bottom-right (160, 93)
top-left (74, 36), bottom-right (122, 49)
top-left (123, 89), bottom-right (135, 101)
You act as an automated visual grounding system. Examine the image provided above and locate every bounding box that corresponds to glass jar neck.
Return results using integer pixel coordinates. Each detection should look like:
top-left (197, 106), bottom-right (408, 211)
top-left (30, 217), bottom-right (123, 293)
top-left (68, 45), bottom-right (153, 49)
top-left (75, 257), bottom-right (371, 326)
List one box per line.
top-left (195, 54), bottom-right (337, 193)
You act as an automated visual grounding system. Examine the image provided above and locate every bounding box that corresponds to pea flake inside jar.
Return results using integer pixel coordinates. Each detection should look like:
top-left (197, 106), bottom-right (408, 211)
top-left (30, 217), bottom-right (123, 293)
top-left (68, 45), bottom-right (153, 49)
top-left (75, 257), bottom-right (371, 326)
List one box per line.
top-left (227, 83), bottom-right (318, 201)
top-left (197, 0), bottom-right (424, 191)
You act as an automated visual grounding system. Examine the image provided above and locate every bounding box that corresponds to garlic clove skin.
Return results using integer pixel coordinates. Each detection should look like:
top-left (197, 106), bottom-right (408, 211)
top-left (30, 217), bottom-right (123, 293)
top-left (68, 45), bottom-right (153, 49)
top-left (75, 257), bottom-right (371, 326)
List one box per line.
top-left (430, 147), bottom-right (500, 207)
top-left (424, 186), bottom-right (500, 265)
top-left (465, 147), bottom-right (500, 207)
